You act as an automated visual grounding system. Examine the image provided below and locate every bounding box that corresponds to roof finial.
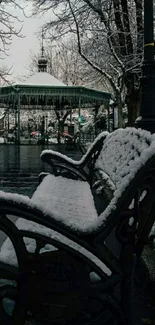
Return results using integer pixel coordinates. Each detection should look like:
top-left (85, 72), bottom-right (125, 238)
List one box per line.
top-left (38, 29), bottom-right (48, 72)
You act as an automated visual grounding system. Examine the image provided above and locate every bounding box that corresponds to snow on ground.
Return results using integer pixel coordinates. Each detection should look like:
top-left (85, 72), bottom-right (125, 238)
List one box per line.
top-left (0, 138), bottom-right (4, 143)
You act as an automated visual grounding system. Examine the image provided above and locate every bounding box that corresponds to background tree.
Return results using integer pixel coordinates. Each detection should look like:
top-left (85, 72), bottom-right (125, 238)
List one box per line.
top-left (24, 39), bottom-right (101, 87)
top-left (33, 0), bottom-right (144, 126)
top-left (0, 0), bottom-right (24, 84)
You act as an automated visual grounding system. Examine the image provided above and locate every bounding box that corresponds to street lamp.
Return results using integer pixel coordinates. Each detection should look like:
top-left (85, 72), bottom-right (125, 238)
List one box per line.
top-left (136, 0), bottom-right (155, 133)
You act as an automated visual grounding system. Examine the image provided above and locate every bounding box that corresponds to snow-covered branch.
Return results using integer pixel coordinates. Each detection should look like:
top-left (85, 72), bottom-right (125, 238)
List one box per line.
top-left (67, 0), bottom-right (119, 93)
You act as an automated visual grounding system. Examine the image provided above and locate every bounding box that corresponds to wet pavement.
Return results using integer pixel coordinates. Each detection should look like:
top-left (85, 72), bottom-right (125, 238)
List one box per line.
top-left (0, 144), bottom-right (82, 196)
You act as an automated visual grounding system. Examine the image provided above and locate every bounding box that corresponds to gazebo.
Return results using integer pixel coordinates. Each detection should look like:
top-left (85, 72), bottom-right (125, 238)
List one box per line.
top-left (0, 49), bottom-right (111, 144)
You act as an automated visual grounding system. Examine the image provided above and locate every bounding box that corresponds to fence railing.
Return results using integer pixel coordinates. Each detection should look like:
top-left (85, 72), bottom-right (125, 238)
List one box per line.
top-left (78, 133), bottom-right (97, 152)
top-left (80, 133), bottom-right (96, 145)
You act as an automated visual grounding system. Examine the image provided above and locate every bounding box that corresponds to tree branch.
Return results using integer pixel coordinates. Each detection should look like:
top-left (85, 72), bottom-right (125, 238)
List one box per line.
top-left (67, 0), bottom-right (120, 93)
top-left (120, 0), bottom-right (133, 56)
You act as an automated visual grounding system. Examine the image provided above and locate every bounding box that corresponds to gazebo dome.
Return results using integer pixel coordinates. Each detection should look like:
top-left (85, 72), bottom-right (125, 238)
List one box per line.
top-left (38, 56), bottom-right (47, 65)
top-left (38, 56), bottom-right (48, 70)
top-left (38, 54), bottom-right (48, 73)
top-left (22, 71), bottom-right (66, 87)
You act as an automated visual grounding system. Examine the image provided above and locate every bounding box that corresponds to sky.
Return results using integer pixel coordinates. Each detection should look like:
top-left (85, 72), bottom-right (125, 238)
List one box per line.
top-left (3, 1), bottom-right (49, 83)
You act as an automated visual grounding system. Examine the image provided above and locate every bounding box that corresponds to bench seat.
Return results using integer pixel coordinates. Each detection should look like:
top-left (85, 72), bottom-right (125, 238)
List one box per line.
top-left (32, 174), bottom-right (98, 227)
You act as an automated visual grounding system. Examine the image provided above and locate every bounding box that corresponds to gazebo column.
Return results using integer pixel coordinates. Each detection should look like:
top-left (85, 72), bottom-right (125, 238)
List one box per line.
top-left (78, 97), bottom-right (81, 143)
top-left (105, 102), bottom-right (110, 132)
top-left (14, 101), bottom-right (18, 144)
top-left (70, 110), bottom-right (72, 123)
top-left (17, 94), bottom-right (20, 144)
top-left (94, 104), bottom-right (100, 137)
top-left (7, 109), bottom-right (10, 135)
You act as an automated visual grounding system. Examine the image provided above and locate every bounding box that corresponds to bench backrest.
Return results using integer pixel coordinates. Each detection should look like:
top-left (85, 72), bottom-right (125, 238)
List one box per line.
top-left (95, 128), bottom-right (153, 191)
top-left (94, 128), bottom-right (155, 253)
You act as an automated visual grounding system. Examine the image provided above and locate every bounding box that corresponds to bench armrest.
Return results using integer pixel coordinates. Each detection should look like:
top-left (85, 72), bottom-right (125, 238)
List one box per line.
top-left (41, 131), bottom-right (109, 174)
top-left (39, 167), bottom-right (87, 182)
top-left (50, 162), bottom-right (89, 180)
top-left (41, 150), bottom-right (81, 166)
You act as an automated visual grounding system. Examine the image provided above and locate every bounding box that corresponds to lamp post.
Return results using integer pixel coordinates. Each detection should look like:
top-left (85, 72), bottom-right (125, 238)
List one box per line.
top-left (136, 0), bottom-right (155, 133)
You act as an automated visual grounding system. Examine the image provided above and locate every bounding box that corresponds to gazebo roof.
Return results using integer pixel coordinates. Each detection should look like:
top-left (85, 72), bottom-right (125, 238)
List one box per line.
top-left (21, 72), bottom-right (66, 87)
top-left (0, 39), bottom-right (111, 108)
top-left (0, 71), bottom-right (111, 108)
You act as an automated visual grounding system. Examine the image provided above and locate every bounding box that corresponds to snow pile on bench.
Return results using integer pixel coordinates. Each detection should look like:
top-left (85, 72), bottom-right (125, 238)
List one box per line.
top-left (95, 127), bottom-right (155, 228)
top-left (32, 174), bottom-right (98, 228)
top-left (96, 127), bottom-right (152, 189)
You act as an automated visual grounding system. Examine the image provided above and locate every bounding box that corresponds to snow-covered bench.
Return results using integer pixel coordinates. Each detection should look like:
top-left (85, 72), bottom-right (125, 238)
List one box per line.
top-left (0, 127), bottom-right (155, 325)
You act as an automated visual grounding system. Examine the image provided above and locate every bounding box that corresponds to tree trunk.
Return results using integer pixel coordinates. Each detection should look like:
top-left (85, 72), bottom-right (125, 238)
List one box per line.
top-left (57, 120), bottom-right (65, 144)
top-left (127, 88), bottom-right (140, 126)
top-left (57, 120), bottom-right (61, 144)
top-left (117, 94), bottom-right (123, 128)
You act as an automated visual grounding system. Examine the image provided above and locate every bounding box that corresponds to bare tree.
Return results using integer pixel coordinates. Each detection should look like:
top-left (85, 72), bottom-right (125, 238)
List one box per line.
top-left (25, 38), bottom-right (99, 87)
top-left (0, 0), bottom-right (24, 83)
top-left (48, 41), bottom-right (86, 85)
top-left (32, 0), bottom-right (143, 126)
